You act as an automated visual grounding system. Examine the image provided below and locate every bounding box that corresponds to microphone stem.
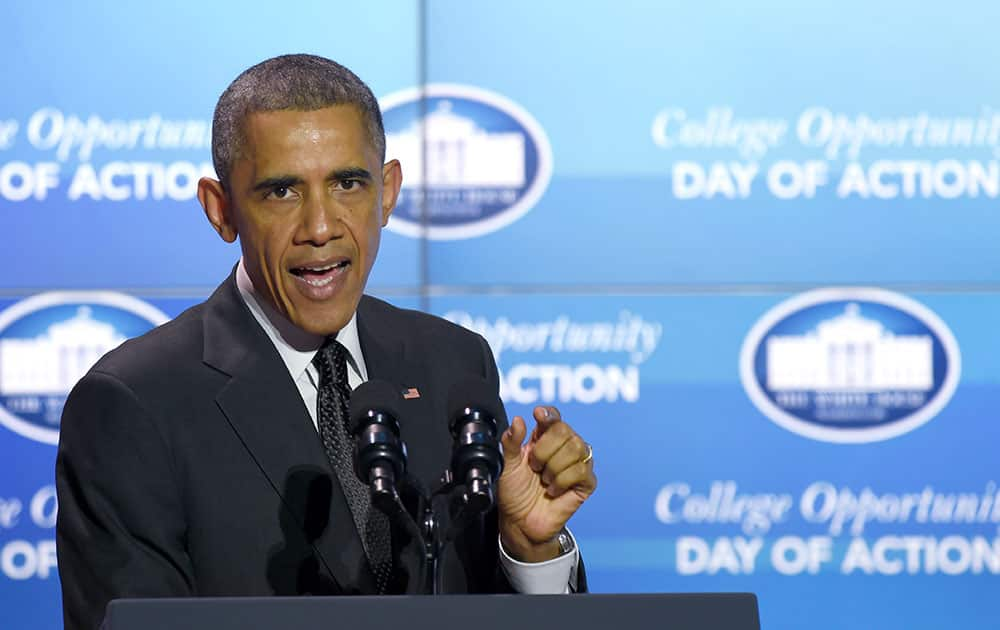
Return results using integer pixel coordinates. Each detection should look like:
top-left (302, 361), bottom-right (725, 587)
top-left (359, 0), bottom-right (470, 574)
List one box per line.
top-left (421, 504), bottom-right (439, 595)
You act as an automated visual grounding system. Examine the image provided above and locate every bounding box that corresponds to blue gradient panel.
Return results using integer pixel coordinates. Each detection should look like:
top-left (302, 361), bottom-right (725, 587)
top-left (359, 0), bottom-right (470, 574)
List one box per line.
top-left (429, 292), bottom-right (1000, 630)
top-left (0, 1), bottom-right (421, 291)
top-left (423, 1), bottom-right (1000, 286)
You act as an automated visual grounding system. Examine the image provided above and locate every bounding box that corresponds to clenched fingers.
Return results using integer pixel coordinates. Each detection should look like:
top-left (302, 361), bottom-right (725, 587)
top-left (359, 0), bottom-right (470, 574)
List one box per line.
top-left (539, 435), bottom-right (590, 486)
top-left (546, 461), bottom-right (597, 497)
top-left (527, 417), bottom-right (574, 473)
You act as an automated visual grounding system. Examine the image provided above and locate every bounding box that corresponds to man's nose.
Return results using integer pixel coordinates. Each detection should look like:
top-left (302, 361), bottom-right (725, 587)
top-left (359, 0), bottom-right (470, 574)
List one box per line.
top-left (296, 193), bottom-right (344, 246)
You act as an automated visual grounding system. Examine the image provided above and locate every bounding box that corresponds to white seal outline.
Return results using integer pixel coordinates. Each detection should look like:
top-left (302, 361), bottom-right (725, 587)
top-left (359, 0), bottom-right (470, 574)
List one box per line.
top-left (0, 291), bottom-right (169, 445)
top-left (379, 84), bottom-right (554, 240)
top-left (738, 287), bottom-right (961, 444)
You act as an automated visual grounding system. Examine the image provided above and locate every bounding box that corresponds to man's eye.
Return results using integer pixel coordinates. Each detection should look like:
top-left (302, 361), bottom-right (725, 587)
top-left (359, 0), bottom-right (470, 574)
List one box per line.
top-left (338, 179), bottom-right (360, 191)
top-left (268, 186), bottom-right (291, 199)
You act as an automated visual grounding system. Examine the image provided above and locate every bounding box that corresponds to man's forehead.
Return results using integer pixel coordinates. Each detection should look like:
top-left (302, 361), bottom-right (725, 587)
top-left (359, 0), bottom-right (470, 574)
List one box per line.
top-left (244, 105), bottom-right (362, 137)
top-left (233, 105), bottom-right (374, 163)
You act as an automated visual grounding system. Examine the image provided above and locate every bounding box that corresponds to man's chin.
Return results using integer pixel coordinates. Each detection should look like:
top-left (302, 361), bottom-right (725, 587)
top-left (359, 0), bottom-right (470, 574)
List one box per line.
top-left (284, 283), bottom-right (361, 337)
top-left (285, 296), bottom-right (359, 337)
top-left (290, 313), bottom-right (352, 337)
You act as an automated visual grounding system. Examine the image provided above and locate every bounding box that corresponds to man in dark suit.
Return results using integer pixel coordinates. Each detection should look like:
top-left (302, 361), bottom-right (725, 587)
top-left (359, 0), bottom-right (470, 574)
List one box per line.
top-left (56, 54), bottom-right (597, 630)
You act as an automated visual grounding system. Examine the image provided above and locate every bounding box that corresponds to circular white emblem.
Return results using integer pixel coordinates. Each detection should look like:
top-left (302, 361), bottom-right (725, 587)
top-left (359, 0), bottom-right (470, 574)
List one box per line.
top-left (0, 292), bottom-right (168, 444)
top-left (380, 84), bottom-right (553, 240)
top-left (739, 288), bottom-right (961, 444)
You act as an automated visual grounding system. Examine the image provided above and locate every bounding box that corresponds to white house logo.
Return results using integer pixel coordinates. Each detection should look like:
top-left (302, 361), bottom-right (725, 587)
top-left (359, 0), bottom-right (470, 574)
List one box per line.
top-left (380, 84), bottom-right (553, 240)
top-left (0, 292), bottom-right (168, 444)
top-left (739, 288), bottom-right (960, 443)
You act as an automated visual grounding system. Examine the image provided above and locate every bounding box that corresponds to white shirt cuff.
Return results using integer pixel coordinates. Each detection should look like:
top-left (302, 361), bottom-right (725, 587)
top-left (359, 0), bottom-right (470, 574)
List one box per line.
top-left (498, 529), bottom-right (580, 594)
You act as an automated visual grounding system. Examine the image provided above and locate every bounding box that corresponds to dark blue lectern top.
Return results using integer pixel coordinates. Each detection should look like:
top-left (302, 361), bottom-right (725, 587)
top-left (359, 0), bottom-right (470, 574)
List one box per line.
top-left (104, 593), bottom-right (760, 630)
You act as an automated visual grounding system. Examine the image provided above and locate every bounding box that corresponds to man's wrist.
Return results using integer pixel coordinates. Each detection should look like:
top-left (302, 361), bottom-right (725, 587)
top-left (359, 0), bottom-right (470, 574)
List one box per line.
top-left (500, 528), bottom-right (562, 563)
top-left (497, 529), bottom-right (579, 594)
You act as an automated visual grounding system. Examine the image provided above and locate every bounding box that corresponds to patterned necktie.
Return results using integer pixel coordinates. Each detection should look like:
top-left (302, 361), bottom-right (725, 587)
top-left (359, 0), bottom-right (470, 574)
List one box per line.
top-left (312, 339), bottom-right (392, 593)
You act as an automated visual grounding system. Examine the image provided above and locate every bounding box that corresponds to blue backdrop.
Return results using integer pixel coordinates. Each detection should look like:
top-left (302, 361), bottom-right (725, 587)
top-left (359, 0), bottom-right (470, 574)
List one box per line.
top-left (1, 2), bottom-right (998, 629)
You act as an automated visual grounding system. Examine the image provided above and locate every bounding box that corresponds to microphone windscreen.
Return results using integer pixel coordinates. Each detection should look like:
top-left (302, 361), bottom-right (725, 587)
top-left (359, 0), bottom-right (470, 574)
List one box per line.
top-left (349, 379), bottom-right (404, 432)
top-left (447, 376), bottom-right (503, 429)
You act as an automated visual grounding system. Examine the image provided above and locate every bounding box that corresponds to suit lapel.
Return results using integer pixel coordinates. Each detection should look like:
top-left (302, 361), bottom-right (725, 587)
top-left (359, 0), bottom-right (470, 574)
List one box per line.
top-left (201, 274), bottom-right (376, 594)
top-left (356, 296), bottom-right (434, 438)
top-left (356, 297), bottom-right (419, 392)
top-left (356, 297), bottom-right (451, 488)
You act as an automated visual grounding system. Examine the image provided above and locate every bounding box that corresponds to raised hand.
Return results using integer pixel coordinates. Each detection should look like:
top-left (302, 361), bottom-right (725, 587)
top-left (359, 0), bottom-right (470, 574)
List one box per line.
top-left (497, 405), bottom-right (597, 562)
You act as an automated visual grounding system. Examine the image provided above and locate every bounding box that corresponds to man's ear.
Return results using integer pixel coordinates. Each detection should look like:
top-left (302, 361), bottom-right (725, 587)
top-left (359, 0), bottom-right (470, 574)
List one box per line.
top-left (380, 159), bottom-right (402, 227)
top-left (198, 177), bottom-right (238, 243)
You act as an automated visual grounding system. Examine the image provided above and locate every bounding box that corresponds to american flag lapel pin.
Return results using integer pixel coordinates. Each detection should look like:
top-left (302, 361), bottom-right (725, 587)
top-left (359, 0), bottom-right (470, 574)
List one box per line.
top-left (402, 387), bottom-right (421, 400)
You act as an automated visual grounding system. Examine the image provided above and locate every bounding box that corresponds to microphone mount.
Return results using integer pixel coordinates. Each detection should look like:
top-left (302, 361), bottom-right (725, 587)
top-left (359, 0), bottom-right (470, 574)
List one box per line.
top-left (350, 377), bottom-right (507, 595)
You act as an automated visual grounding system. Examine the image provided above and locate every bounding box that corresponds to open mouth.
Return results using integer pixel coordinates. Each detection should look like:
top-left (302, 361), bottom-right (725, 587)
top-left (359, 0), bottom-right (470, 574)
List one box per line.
top-left (290, 260), bottom-right (350, 287)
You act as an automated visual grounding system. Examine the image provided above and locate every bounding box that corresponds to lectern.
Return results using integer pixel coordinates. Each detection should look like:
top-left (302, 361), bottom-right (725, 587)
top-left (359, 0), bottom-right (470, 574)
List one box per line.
top-left (103, 593), bottom-right (760, 630)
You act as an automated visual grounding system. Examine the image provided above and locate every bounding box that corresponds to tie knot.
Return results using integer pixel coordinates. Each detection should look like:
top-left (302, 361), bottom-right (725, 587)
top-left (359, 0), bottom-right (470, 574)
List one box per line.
top-left (313, 338), bottom-right (349, 387)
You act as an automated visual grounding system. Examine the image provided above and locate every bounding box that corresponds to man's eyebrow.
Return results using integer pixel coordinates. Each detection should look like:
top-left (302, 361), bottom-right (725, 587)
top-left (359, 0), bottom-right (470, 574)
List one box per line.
top-left (329, 167), bottom-right (373, 182)
top-left (252, 175), bottom-right (302, 193)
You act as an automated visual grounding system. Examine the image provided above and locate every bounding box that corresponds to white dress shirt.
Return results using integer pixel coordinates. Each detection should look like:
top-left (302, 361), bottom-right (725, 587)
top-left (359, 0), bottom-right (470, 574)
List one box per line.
top-left (234, 260), bottom-right (577, 593)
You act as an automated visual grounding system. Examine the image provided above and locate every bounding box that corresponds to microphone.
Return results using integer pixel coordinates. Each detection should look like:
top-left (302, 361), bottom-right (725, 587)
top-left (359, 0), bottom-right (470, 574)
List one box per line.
top-left (349, 380), bottom-right (408, 506)
top-left (447, 377), bottom-right (505, 512)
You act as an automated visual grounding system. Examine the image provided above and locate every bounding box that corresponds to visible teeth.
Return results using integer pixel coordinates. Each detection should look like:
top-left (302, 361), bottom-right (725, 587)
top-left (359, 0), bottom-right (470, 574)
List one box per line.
top-left (296, 261), bottom-right (347, 274)
top-left (293, 261), bottom-right (348, 285)
top-left (292, 260), bottom-right (347, 275)
top-left (305, 276), bottom-right (335, 287)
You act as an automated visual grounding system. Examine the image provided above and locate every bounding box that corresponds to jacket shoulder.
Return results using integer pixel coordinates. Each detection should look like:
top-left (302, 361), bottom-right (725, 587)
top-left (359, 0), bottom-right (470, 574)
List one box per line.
top-left (88, 301), bottom-right (208, 389)
top-left (360, 295), bottom-right (486, 348)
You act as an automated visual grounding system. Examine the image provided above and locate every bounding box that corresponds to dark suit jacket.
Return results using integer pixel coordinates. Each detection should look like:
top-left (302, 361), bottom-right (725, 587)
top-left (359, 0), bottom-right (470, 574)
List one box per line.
top-left (55, 273), bottom-right (543, 630)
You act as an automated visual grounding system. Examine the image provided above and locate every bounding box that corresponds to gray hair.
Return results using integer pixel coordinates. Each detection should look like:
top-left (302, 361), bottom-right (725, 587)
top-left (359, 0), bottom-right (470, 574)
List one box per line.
top-left (211, 54), bottom-right (385, 189)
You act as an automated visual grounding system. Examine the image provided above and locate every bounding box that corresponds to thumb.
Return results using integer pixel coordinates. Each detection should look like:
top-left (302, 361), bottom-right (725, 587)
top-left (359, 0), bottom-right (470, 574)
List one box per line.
top-left (501, 415), bottom-right (527, 468)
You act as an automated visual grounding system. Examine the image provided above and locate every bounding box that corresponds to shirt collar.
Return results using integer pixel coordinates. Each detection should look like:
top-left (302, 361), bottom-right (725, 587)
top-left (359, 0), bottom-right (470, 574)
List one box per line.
top-left (235, 259), bottom-right (367, 382)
